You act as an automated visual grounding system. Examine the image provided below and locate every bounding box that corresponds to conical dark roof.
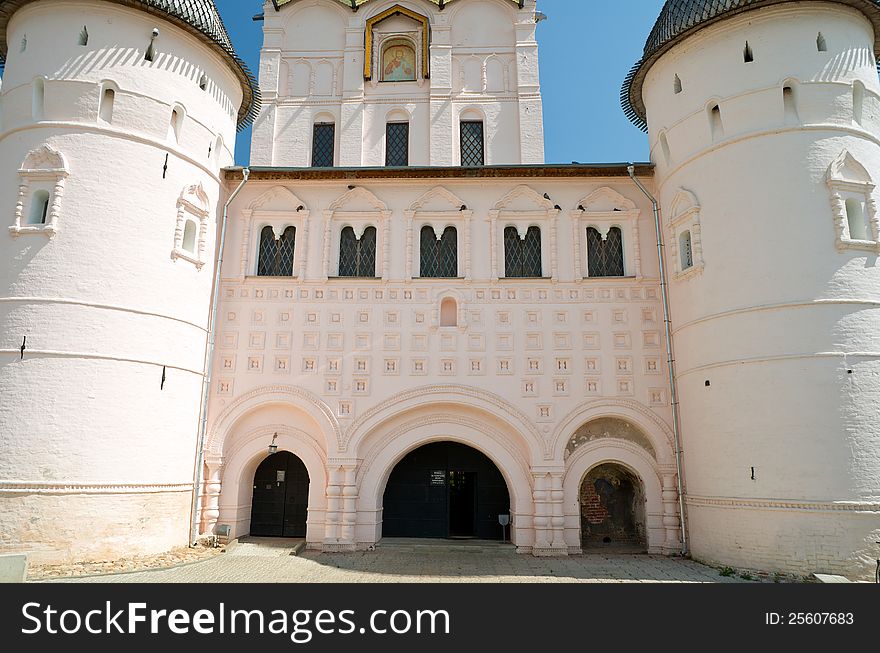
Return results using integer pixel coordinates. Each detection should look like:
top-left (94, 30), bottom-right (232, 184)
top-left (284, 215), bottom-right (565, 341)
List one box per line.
top-left (622, 0), bottom-right (880, 131)
top-left (0, 0), bottom-right (260, 130)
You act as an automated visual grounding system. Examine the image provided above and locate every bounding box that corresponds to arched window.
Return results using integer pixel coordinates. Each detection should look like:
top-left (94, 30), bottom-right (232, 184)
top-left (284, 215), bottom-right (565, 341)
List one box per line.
top-left (28, 190), bottom-right (50, 225)
top-left (386, 122), bottom-right (409, 166)
top-left (504, 226), bottom-right (542, 278)
top-left (312, 122), bottom-right (335, 167)
top-left (846, 198), bottom-right (868, 240)
top-left (257, 226), bottom-right (296, 277)
top-left (587, 227), bottom-right (625, 277)
top-left (381, 39), bottom-right (416, 82)
top-left (440, 298), bottom-right (458, 327)
top-left (679, 230), bottom-right (694, 270)
top-left (100, 87), bottom-right (115, 123)
top-left (182, 219), bottom-right (198, 253)
top-left (339, 226), bottom-right (377, 277)
top-left (420, 226), bottom-right (458, 278)
top-left (460, 120), bottom-right (485, 166)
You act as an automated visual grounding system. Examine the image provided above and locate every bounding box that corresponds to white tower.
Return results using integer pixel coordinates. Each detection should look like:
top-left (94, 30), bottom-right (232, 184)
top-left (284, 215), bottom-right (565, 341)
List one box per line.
top-left (625, 0), bottom-right (880, 579)
top-left (0, 0), bottom-right (257, 563)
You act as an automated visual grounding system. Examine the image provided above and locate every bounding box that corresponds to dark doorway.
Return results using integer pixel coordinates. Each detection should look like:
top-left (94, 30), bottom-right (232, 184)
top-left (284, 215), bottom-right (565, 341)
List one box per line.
top-left (579, 463), bottom-right (646, 551)
top-left (382, 442), bottom-right (510, 540)
top-left (250, 451), bottom-right (310, 538)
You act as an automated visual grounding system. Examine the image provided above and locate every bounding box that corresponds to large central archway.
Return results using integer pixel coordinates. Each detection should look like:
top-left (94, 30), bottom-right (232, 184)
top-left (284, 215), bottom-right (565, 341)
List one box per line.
top-left (382, 442), bottom-right (511, 540)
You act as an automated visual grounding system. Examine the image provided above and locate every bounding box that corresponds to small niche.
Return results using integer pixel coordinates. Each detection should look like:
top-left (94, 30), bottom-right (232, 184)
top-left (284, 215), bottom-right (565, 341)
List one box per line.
top-left (440, 298), bottom-right (458, 327)
top-left (79, 26), bottom-right (89, 46)
top-left (743, 41), bottom-right (754, 63)
top-left (817, 32), bottom-right (827, 52)
top-left (673, 74), bottom-right (682, 95)
top-left (32, 77), bottom-right (45, 121)
top-left (709, 103), bottom-right (724, 141)
top-left (783, 85), bottom-right (799, 123)
top-left (100, 87), bottom-right (115, 123)
top-left (659, 132), bottom-right (671, 164)
top-left (853, 81), bottom-right (865, 126)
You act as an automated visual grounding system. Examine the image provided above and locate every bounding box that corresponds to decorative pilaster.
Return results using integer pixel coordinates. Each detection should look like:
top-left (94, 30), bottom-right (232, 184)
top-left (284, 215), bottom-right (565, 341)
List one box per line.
top-left (239, 209), bottom-right (253, 279)
top-left (200, 458), bottom-right (224, 536)
top-left (661, 470), bottom-right (683, 554)
top-left (324, 462), bottom-right (358, 552)
top-left (532, 470), bottom-right (567, 556)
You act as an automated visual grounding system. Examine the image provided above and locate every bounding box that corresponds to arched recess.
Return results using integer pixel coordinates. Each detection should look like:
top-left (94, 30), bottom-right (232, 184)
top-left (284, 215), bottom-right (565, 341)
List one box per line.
top-left (344, 384), bottom-right (546, 459)
top-left (562, 440), bottom-right (665, 554)
top-left (207, 384), bottom-right (339, 456)
top-left (550, 399), bottom-right (675, 465)
top-left (217, 424), bottom-right (329, 543)
top-left (354, 408), bottom-right (534, 548)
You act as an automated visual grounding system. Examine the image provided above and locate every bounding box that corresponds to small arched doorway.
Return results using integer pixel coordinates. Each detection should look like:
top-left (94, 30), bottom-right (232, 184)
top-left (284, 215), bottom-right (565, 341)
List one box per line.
top-left (382, 442), bottom-right (510, 540)
top-left (579, 463), bottom-right (646, 551)
top-left (250, 451), bottom-right (310, 537)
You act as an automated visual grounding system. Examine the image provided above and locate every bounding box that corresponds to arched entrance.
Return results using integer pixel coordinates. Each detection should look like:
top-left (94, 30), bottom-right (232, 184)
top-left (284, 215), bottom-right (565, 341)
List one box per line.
top-left (250, 451), bottom-right (310, 537)
top-left (579, 463), bottom-right (646, 550)
top-left (382, 442), bottom-right (510, 540)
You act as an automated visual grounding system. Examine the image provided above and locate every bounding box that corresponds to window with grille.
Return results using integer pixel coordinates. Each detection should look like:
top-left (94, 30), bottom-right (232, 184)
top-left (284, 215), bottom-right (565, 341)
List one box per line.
top-left (420, 226), bottom-right (458, 277)
top-left (460, 121), bottom-right (484, 166)
top-left (679, 230), bottom-right (694, 270)
top-left (257, 226), bottom-right (296, 277)
top-left (312, 123), bottom-right (335, 167)
top-left (385, 122), bottom-right (409, 166)
top-left (504, 226), bottom-right (542, 278)
top-left (587, 227), bottom-right (625, 277)
top-left (339, 226), bottom-right (377, 277)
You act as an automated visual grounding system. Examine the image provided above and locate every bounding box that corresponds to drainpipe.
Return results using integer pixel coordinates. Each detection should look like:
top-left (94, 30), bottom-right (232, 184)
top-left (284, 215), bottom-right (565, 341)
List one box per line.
top-left (627, 164), bottom-right (688, 555)
top-left (190, 167), bottom-right (250, 546)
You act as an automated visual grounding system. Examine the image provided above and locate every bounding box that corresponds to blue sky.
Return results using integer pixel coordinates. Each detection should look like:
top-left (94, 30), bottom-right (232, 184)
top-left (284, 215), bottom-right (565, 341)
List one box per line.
top-left (224, 0), bottom-right (667, 165)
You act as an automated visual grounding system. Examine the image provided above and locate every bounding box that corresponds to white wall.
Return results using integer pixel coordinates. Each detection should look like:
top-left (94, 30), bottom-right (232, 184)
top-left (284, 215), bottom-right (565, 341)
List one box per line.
top-left (0, 0), bottom-right (243, 563)
top-left (644, 3), bottom-right (880, 579)
top-left (250, 0), bottom-right (544, 166)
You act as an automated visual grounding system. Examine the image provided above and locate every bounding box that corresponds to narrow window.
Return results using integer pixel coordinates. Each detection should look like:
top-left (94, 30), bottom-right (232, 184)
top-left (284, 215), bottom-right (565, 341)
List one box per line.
top-left (145, 31), bottom-right (157, 62)
top-left (743, 41), bottom-right (754, 63)
top-left (182, 219), bottom-right (198, 253)
top-left (28, 190), bottom-right (50, 225)
top-left (587, 227), bottom-right (625, 278)
top-left (79, 26), bottom-right (89, 46)
top-left (460, 120), bottom-right (485, 166)
top-left (504, 226), bottom-right (542, 278)
top-left (199, 74), bottom-right (208, 91)
top-left (853, 81), bottom-right (865, 126)
top-left (257, 226), bottom-right (296, 277)
top-left (32, 78), bottom-right (44, 121)
top-left (385, 122), bottom-right (409, 166)
top-left (660, 132), bottom-right (671, 164)
top-left (817, 32), bottom-right (827, 52)
top-left (783, 85), bottom-right (798, 123)
top-left (312, 123), bottom-right (335, 167)
top-left (709, 104), bottom-right (723, 141)
top-left (420, 226), bottom-right (458, 277)
top-left (679, 230), bottom-right (694, 270)
top-left (100, 87), bottom-right (115, 123)
top-left (20, 35), bottom-right (27, 53)
top-left (846, 198), bottom-right (869, 240)
top-left (339, 226), bottom-right (377, 277)
top-left (440, 298), bottom-right (458, 327)
top-left (169, 108), bottom-right (183, 143)
top-left (673, 74), bottom-right (682, 95)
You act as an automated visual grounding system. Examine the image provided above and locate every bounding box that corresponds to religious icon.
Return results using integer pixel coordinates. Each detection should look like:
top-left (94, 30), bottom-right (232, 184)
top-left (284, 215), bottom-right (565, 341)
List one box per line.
top-left (382, 42), bottom-right (416, 82)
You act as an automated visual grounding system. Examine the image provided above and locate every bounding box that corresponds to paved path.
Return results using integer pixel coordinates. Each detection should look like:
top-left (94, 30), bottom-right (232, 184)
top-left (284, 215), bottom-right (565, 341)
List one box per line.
top-left (55, 538), bottom-right (752, 583)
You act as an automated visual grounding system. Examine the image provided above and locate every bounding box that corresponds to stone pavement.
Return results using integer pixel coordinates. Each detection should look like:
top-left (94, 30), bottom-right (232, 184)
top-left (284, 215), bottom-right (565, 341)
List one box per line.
top-left (49, 538), bottom-right (759, 583)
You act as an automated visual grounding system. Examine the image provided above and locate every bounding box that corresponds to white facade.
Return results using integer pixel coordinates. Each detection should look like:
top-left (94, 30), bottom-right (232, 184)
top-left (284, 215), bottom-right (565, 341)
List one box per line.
top-left (1, 0), bottom-right (879, 581)
top-left (0, 0), bottom-right (242, 561)
top-left (250, 0), bottom-right (544, 166)
top-left (643, 3), bottom-right (880, 577)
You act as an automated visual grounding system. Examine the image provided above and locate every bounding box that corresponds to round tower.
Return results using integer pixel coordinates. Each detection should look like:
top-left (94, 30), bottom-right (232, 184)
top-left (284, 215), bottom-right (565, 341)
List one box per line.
top-left (624, 0), bottom-right (880, 579)
top-left (0, 0), bottom-right (257, 563)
